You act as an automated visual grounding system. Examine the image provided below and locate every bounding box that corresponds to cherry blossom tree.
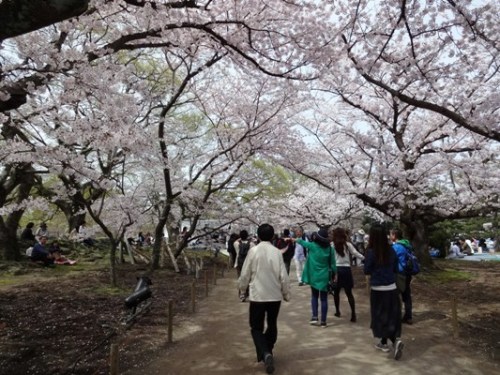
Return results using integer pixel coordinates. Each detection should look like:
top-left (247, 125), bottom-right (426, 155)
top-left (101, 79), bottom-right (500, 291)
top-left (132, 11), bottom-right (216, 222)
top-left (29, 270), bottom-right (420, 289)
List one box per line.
top-left (0, 0), bottom-right (329, 112)
top-left (0, 0), bottom-right (331, 261)
top-left (1, 0), bottom-right (498, 267)
top-left (329, 0), bottom-right (499, 141)
top-left (261, 0), bottom-right (499, 261)
top-left (134, 58), bottom-right (304, 268)
top-left (279, 91), bottom-right (499, 262)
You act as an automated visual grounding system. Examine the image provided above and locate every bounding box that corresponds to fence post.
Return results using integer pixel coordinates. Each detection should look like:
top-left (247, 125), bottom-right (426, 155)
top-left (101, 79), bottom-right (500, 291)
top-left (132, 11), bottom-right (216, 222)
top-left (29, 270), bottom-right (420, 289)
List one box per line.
top-left (110, 343), bottom-right (119, 375)
top-left (451, 297), bottom-right (458, 338)
top-left (191, 281), bottom-right (196, 313)
top-left (168, 300), bottom-right (173, 343)
top-left (205, 270), bottom-right (209, 297)
top-left (213, 264), bottom-right (217, 285)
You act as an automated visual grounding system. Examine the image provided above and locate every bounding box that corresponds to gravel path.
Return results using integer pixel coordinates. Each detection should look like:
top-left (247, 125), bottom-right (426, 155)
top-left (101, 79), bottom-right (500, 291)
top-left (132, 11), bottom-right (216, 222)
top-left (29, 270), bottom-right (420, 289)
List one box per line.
top-left (131, 267), bottom-right (498, 375)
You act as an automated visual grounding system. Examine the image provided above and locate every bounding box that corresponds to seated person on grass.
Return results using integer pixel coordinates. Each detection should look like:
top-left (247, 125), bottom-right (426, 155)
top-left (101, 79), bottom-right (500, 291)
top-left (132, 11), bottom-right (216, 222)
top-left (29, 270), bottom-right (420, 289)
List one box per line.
top-left (49, 240), bottom-right (77, 265)
top-left (21, 222), bottom-right (36, 243)
top-left (35, 222), bottom-right (49, 243)
top-left (31, 235), bottom-right (55, 266)
top-left (78, 222), bottom-right (94, 247)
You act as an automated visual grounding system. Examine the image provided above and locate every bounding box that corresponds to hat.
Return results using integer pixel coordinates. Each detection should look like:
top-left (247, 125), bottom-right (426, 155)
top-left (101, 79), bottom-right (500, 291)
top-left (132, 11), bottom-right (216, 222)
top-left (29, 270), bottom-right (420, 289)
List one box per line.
top-left (315, 228), bottom-right (330, 242)
top-left (358, 229), bottom-right (365, 235)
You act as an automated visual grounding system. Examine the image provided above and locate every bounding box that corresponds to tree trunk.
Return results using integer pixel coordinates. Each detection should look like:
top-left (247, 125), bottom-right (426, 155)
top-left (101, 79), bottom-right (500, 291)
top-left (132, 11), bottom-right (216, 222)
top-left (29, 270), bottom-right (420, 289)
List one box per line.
top-left (404, 219), bottom-right (432, 267)
top-left (165, 242), bottom-right (180, 273)
top-left (150, 205), bottom-right (171, 270)
top-left (151, 222), bottom-right (166, 270)
top-left (0, 166), bottom-right (35, 260)
top-left (67, 213), bottom-right (86, 234)
top-left (0, 220), bottom-right (21, 260)
top-left (109, 241), bottom-right (118, 287)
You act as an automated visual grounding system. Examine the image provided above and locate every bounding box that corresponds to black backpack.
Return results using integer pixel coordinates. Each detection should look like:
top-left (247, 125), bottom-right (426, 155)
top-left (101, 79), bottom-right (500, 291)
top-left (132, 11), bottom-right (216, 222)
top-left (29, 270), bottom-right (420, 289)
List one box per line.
top-left (237, 241), bottom-right (250, 266)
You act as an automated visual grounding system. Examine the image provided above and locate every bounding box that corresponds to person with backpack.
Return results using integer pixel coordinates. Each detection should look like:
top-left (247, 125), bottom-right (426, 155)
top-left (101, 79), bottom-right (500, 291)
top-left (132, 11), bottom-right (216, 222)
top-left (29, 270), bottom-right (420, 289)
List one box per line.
top-left (390, 228), bottom-right (414, 325)
top-left (234, 230), bottom-right (253, 301)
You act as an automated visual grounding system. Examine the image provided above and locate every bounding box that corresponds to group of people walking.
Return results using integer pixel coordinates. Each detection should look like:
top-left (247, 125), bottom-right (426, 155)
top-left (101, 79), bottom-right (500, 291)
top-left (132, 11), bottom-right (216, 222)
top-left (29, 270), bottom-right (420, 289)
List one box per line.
top-left (234, 223), bottom-right (413, 374)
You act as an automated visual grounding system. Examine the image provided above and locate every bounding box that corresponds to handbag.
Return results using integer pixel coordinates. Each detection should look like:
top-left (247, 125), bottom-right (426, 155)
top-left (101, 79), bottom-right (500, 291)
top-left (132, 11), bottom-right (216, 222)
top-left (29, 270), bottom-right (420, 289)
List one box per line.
top-left (327, 246), bottom-right (337, 293)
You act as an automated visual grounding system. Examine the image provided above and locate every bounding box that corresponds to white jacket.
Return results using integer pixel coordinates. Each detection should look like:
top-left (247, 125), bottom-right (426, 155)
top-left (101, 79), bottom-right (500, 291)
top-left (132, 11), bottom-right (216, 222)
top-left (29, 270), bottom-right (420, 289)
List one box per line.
top-left (238, 241), bottom-right (290, 302)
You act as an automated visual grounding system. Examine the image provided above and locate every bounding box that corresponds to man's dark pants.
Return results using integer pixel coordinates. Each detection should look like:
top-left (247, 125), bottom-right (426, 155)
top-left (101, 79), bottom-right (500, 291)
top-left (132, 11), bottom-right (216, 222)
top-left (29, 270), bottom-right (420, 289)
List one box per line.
top-left (284, 259), bottom-right (291, 275)
top-left (249, 301), bottom-right (281, 362)
top-left (402, 275), bottom-right (412, 320)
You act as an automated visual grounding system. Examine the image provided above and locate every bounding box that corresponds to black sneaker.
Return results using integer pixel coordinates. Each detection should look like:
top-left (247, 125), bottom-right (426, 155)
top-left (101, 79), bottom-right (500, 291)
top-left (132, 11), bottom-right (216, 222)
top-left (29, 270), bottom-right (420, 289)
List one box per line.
top-left (264, 353), bottom-right (274, 374)
top-left (394, 339), bottom-right (404, 360)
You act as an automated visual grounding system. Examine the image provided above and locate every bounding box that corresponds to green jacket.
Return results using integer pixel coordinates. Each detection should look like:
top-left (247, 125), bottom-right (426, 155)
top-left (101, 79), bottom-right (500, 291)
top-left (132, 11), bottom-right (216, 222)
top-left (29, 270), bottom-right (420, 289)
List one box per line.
top-left (297, 239), bottom-right (336, 292)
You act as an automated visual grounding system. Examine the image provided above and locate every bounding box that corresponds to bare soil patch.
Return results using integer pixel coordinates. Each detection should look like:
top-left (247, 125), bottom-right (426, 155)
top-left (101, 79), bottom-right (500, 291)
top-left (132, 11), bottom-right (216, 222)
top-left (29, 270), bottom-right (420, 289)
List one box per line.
top-left (0, 254), bottom-right (225, 375)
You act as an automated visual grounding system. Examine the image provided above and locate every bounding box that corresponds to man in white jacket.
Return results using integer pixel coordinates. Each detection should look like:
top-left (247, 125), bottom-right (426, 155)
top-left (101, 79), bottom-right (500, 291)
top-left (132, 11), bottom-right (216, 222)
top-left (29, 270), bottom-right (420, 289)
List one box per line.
top-left (238, 223), bottom-right (290, 374)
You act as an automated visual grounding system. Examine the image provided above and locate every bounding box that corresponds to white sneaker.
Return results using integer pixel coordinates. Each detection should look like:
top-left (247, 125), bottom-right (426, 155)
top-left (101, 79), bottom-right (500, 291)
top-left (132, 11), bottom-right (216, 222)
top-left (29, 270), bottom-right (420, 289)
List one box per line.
top-left (309, 317), bottom-right (319, 325)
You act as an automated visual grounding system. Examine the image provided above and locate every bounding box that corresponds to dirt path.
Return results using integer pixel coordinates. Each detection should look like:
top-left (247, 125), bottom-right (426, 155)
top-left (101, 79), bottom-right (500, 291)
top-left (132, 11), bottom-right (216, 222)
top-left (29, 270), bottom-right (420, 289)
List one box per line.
top-left (129, 267), bottom-right (498, 375)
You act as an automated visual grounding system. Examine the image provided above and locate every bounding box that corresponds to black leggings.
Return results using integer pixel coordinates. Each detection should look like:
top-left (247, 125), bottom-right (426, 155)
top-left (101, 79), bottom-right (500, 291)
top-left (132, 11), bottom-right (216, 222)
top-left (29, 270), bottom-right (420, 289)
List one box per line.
top-left (381, 337), bottom-right (396, 345)
top-left (333, 287), bottom-right (356, 317)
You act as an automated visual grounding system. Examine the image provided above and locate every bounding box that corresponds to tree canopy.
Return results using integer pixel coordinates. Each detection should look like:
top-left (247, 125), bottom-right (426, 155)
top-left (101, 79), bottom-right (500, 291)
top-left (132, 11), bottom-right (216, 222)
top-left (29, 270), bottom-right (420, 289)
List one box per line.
top-left (0, 0), bottom-right (498, 268)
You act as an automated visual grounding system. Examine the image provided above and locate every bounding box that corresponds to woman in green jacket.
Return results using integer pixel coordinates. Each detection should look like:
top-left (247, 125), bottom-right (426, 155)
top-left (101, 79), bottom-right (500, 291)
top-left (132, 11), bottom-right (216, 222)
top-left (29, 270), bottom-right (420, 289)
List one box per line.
top-left (296, 227), bottom-right (336, 327)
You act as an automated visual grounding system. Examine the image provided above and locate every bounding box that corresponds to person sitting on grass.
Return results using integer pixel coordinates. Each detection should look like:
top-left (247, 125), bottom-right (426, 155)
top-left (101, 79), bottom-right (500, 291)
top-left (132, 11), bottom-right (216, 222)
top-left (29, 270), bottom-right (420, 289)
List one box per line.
top-left (49, 240), bottom-right (77, 265)
top-left (35, 222), bottom-right (49, 243)
top-left (31, 235), bottom-right (55, 266)
top-left (21, 222), bottom-right (36, 243)
top-left (447, 241), bottom-right (466, 259)
top-left (78, 221), bottom-right (94, 247)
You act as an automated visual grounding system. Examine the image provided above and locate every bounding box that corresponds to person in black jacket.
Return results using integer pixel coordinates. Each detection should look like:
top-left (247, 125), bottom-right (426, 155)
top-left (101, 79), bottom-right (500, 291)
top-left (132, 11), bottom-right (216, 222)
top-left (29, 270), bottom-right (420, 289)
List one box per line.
top-left (276, 229), bottom-right (295, 275)
top-left (21, 222), bottom-right (36, 243)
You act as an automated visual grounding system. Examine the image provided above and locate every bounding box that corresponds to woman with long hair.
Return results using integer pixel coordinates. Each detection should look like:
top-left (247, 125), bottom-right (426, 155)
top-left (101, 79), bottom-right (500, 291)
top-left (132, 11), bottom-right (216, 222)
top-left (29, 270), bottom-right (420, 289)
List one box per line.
top-left (332, 227), bottom-right (365, 322)
top-left (364, 224), bottom-right (404, 360)
top-left (296, 227), bottom-right (336, 327)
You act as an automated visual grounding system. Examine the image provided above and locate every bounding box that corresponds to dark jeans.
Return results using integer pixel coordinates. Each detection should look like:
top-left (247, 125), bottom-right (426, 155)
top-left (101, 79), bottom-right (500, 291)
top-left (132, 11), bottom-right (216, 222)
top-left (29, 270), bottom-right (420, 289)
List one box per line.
top-left (283, 259), bottom-right (291, 275)
top-left (311, 287), bottom-right (328, 323)
top-left (249, 301), bottom-right (281, 362)
top-left (401, 275), bottom-right (412, 320)
top-left (31, 253), bottom-right (54, 266)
